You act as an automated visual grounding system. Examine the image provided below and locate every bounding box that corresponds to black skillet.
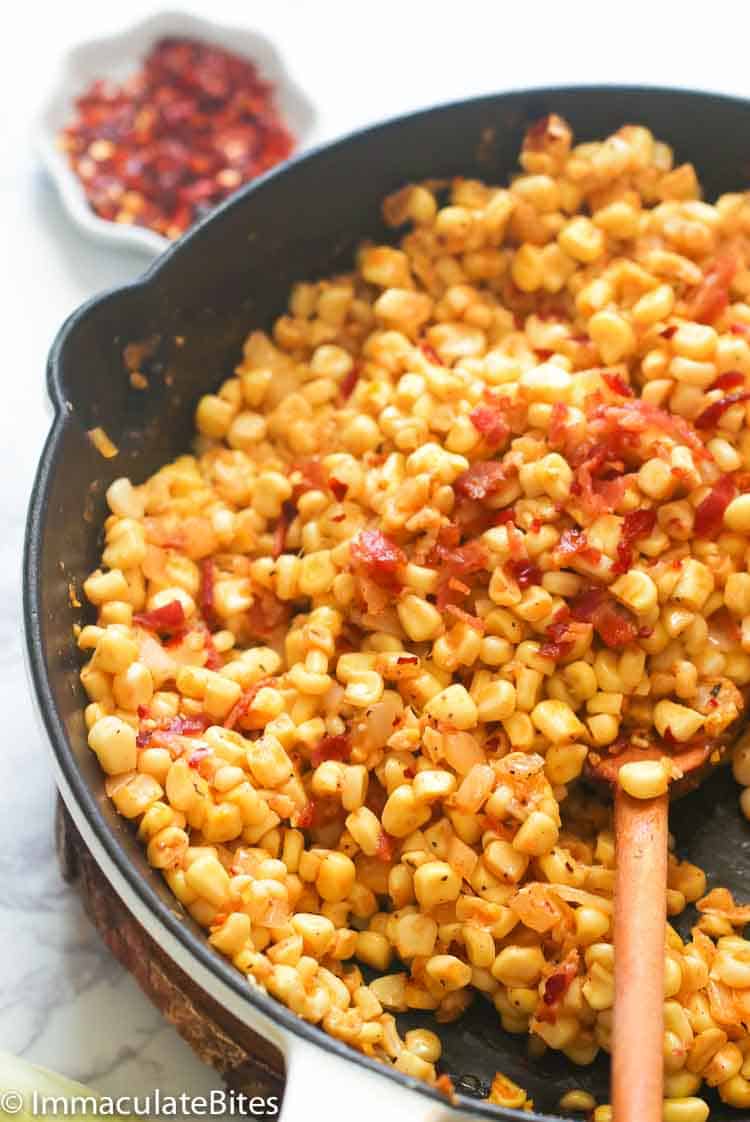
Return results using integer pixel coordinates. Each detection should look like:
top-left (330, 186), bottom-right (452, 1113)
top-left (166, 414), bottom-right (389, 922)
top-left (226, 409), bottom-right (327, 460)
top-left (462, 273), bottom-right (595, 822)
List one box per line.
top-left (23, 86), bottom-right (750, 1120)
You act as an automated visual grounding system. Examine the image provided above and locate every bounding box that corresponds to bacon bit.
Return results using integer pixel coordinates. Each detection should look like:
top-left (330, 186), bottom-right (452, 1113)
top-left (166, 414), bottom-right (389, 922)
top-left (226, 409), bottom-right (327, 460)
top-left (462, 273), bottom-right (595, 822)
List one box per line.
top-left (454, 461), bottom-right (507, 502)
top-left (469, 404), bottom-right (510, 447)
top-left (419, 341), bottom-right (444, 365)
top-left (223, 677), bottom-right (273, 730)
top-left (712, 371), bottom-right (745, 392)
top-left (687, 254), bottom-right (737, 324)
top-left (587, 399), bottom-right (708, 460)
top-left (570, 587), bottom-right (638, 649)
top-left (548, 402), bottom-right (570, 448)
top-left (536, 951), bottom-right (580, 1024)
top-left (350, 529), bottom-right (407, 590)
top-left (375, 831), bottom-right (395, 862)
top-left (292, 458), bottom-right (328, 500)
top-left (602, 372), bottom-right (634, 397)
top-left (555, 527), bottom-right (601, 565)
top-left (612, 508), bottom-right (657, 575)
top-left (431, 539), bottom-right (488, 577)
top-left (199, 558), bottom-right (218, 629)
top-left (310, 734), bottom-right (351, 768)
top-left (694, 474), bottom-right (736, 537)
top-left (506, 559), bottom-right (542, 588)
top-left (188, 746), bottom-right (211, 769)
top-left (133, 599), bottom-right (186, 632)
top-left (272, 499), bottom-right (296, 559)
top-left (660, 325), bottom-right (678, 339)
top-left (246, 591), bottom-right (288, 638)
top-left (339, 363), bottom-right (361, 400)
top-left (694, 390), bottom-right (750, 430)
top-left (201, 626), bottom-right (222, 671)
top-left (445, 604), bottom-right (485, 631)
top-left (296, 801), bottom-right (316, 829)
top-left (493, 508), bottom-right (516, 526)
top-left (436, 522), bottom-right (462, 548)
top-left (137, 704), bottom-right (151, 720)
top-left (330, 477), bottom-right (348, 501)
top-left (137, 714), bottom-right (208, 748)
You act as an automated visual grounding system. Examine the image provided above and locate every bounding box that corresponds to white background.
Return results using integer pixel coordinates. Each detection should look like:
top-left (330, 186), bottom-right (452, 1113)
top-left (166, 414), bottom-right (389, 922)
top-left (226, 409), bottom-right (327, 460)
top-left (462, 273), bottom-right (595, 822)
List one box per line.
top-left (2, 0), bottom-right (750, 1108)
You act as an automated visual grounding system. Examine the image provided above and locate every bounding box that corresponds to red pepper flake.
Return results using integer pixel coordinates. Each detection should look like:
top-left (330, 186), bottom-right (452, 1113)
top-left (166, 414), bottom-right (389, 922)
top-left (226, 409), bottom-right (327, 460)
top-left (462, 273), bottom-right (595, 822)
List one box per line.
top-left (200, 624), bottom-right (222, 671)
top-left (133, 599), bottom-right (185, 632)
top-left (570, 586), bottom-right (639, 649)
top-left (329, 477), bottom-right (348, 502)
top-left (199, 558), bottom-right (217, 629)
top-left (660, 325), bottom-right (678, 340)
top-left (419, 342), bottom-right (444, 365)
top-left (296, 801), bottom-right (316, 829)
top-left (694, 474), bottom-right (736, 537)
top-left (602, 372), bottom-right (634, 398)
top-left (310, 734), bottom-right (351, 768)
top-left (469, 405), bottom-right (510, 448)
top-left (272, 499), bottom-right (296, 559)
top-left (291, 459), bottom-right (329, 501)
top-left (137, 714), bottom-right (208, 748)
top-left (687, 254), bottom-right (738, 324)
top-left (59, 38), bottom-right (294, 239)
top-left (340, 363), bottom-right (361, 400)
top-left (375, 831), bottom-right (395, 863)
top-left (711, 371), bottom-right (745, 392)
top-left (612, 508), bottom-right (657, 575)
top-left (695, 390), bottom-right (750, 430)
top-left (454, 461), bottom-right (507, 502)
top-left (223, 677), bottom-right (273, 730)
top-left (506, 559), bottom-right (542, 589)
top-left (536, 952), bottom-right (580, 1024)
top-left (350, 529), bottom-right (407, 588)
top-left (445, 603), bottom-right (485, 631)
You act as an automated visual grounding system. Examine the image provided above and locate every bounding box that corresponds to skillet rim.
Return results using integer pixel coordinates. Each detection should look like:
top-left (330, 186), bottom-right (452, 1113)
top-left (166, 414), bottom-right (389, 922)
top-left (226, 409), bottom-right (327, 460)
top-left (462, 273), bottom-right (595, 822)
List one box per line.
top-left (24, 83), bottom-right (750, 1121)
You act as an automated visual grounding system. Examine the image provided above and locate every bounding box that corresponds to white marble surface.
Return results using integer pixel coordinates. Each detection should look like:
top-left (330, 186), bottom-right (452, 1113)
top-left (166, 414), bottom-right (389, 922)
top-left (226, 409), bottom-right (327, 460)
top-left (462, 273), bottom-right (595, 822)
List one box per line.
top-left (4, 0), bottom-right (750, 1109)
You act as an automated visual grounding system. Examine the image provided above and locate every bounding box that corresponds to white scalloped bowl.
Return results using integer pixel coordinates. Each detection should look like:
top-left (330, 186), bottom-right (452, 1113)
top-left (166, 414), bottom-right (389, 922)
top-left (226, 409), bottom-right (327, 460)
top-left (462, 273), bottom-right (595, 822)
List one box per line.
top-left (36, 10), bottom-right (317, 257)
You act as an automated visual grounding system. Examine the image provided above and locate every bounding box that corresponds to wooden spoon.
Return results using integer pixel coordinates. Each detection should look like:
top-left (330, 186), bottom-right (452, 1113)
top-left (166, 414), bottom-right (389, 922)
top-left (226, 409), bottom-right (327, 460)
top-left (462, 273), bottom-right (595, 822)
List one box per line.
top-left (586, 739), bottom-right (720, 1122)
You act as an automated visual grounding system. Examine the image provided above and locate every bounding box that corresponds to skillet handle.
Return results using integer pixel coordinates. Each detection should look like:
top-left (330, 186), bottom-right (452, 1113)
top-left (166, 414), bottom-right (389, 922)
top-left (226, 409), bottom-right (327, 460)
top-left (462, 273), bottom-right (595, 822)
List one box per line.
top-left (281, 1034), bottom-right (475, 1122)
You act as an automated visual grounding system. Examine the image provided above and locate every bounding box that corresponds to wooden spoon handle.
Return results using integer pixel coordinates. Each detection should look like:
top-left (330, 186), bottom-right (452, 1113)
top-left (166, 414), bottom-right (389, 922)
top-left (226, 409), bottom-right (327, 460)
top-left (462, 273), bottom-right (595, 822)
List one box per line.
top-left (612, 787), bottom-right (669, 1122)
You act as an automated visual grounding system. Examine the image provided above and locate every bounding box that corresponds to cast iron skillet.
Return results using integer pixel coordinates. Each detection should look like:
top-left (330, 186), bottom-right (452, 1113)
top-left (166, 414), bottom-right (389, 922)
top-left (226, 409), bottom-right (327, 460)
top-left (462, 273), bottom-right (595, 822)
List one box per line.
top-left (24, 86), bottom-right (750, 1120)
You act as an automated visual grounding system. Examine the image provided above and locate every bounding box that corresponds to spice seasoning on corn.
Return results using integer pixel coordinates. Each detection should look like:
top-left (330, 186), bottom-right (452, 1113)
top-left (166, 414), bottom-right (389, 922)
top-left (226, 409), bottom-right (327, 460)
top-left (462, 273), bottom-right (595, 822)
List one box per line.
top-left (59, 37), bottom-right (294, 239)
top-left (79, 114), bottom-right (750, 1111)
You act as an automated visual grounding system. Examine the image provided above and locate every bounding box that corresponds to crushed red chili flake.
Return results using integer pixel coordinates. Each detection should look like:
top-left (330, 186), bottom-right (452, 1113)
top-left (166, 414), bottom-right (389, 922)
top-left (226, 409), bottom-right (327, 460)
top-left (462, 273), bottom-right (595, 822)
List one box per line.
top-left (223, 677), bottom-right (273, 730)
top-left (660, 325), bottom-right (678, 339)
top-left (291, 459), bottom-right (329, 500)
top-left (330, 477), bottom-right (348, 502)
top-left (419, 342), bottom-right (444, 365)
top-left (570, 587), bottom-right (639, 648)
top-left (694, 474), bottom-right (736, 537)
top-left (469, 404), bottom-right (510, 447)
top-left (199, 558), bottom-right (217, 628)
top-left (455, 461), bottom-right (507, 501)
top-left (59, 38), bottom-right (294, 239)
top-left (350, 529), bottom-right (407, 588)
top-left (601, 372), bottom-right (634, 397)
top-left (133, 599), bottom-right (185, 632)
top-left (339, 363), bottom-right (361, 400)
top-left (612, 508), bottom-right (657, 575)
top-left (687, 253), bottom-right (737, 324)
top-left (694, 390), bottom-right (750, 430)
top-left (506, 558), bottom-right (542, 588)
top-left (310, 734), bottom-right (351, 768)
top-left (711, 371), bottom-right (745, 392)
top-left (536, 952), bottom-right (580, 1024)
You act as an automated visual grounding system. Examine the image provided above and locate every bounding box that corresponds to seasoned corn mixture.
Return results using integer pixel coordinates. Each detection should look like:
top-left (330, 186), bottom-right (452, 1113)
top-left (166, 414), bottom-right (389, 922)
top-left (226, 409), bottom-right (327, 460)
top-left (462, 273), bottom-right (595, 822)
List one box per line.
top-left (80, 116), bottom-right (750, 1116)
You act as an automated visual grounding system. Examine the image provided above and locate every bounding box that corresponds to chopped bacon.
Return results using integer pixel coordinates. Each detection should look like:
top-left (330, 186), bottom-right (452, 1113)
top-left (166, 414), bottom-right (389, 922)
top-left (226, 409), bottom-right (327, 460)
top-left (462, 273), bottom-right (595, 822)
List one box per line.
top-left (454, 461), bottom-right (507, 501)
top-left (272, 500), bottom-right (296, 560)
top-left (431, 539), bottom-right (488, 577)
top-left (694, 474), bottom-right (736, 537)
top-left (570, 587), bottom-right (638, 648)
top-left (375, 831), bottom-right (395, 863)
top-left (711, 371), bottom-right (745, 392)
top-left (350, 529), bottom-right (407, 589)
top-left (536, 951), bottom-right (580, 1024)
top-left (201, 625), bottom-right (222, 671)
top-left (292, 458), bottom-right (329, 500)
top-left (612, 509), bottom-right (657, 575)
top-left (586, 399), bottom-right (708, 459)
top-left (330, 478), bottom-right (348, 501)
top-left (538, 615), bottom-right (586, 662)
top-left (246, 591), bottom-right (288, 638)
top-left (199, 559), bottom-right (217, 629)
top-left (223, 677), bottom-right (273, 730)
top-left (555, 527), bottom-right (602, 566)
top-left (506, 559), bottom-right (542, 588)
top-left (310, 734), bottom-right (351, 768)
top-left (694, 390), bottom-right (750, 431)
top-left (137, 714), bottom-right (208, 748)
top-left (419, 342), bottom-right (444, 365)
top-left (133, 599), bottom-right (185, 632)
top-left (687, 254), bottom-right (737, 324)
top-left (445, 603), bottom-right (485, 631)
top-left (296, 801), bottom-right (316, 829)
top-left (340, 362), bottom-right (361, 400)
top-left (548, 402), bottom-right (570, 448)
top-left (602, 372), bottom-right (633, 397)
top-left (469, 404), bottom-right (510, 447)
top-left (493, 508), bottom-right (516, 526)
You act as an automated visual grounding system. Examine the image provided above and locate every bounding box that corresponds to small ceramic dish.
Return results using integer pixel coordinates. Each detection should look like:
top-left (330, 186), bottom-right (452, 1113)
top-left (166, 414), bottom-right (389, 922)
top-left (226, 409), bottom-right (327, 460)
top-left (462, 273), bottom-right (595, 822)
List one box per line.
top-left (36, 10), bottom-right (316, 257)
